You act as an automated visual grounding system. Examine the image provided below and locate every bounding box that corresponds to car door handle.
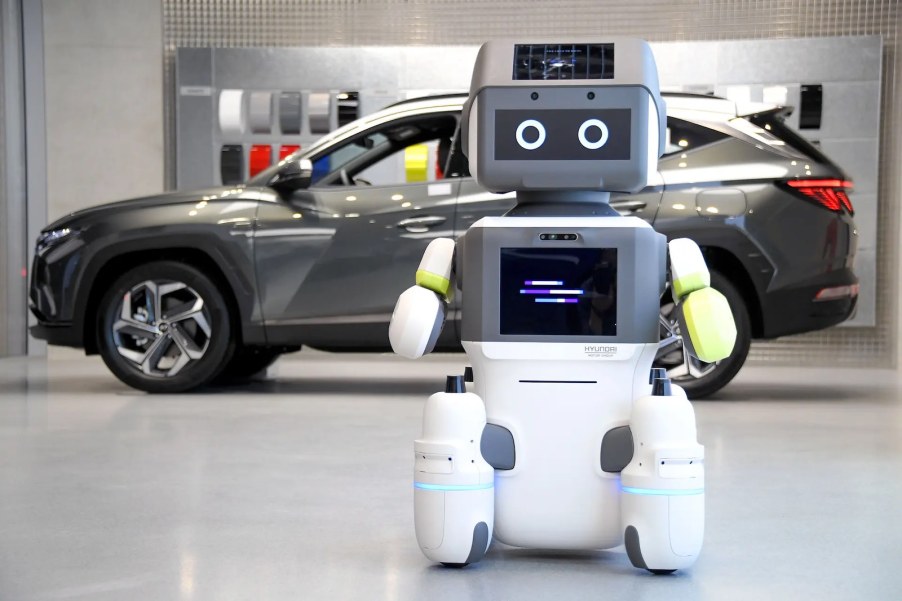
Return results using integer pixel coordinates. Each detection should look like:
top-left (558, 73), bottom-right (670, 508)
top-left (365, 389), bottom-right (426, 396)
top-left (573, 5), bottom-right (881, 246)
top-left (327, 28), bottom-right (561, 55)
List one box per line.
top-left (610, 199), bottom-right (647, 215)
top-left (397, 215), bottom-right (447, 233)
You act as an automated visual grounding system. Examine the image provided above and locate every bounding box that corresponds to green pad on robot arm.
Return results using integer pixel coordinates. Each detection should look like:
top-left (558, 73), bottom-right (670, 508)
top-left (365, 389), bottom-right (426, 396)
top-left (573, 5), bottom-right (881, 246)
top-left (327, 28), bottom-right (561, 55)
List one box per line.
top-left (677, 287), bottom-right (737, 363)
top-left (416, 269), bottom-right (451, 299)
top-left (672, 272), bottom-right (710, 300)
top-left (668, 238), bottom-right (711, 301)
top-left (415, 237), bottom-right (455, 300)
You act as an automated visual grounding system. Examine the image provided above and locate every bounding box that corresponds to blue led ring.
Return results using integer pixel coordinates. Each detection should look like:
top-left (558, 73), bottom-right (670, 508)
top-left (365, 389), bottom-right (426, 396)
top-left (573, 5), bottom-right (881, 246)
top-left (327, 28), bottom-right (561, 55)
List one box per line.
top-left (621, 486), bottom-right (704, 496)
top-left (414, 482), bottom-right (494, 492)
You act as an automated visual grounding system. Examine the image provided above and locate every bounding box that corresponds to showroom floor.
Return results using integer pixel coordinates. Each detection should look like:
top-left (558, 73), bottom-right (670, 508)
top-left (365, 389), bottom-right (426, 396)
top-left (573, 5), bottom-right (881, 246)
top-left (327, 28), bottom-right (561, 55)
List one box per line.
top-left (0, 348), bottom-right (900, 601)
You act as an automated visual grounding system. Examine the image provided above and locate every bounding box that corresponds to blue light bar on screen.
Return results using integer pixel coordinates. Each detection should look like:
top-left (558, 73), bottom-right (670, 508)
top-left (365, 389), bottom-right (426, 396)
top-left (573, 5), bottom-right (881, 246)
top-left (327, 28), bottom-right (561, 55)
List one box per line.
top-left (519, 289), bottom-right (585, 295)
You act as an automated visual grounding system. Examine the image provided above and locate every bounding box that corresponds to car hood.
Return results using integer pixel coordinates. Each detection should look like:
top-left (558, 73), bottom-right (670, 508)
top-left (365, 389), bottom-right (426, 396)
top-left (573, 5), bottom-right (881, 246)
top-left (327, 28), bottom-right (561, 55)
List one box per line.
top-left (43, 186), bottom-right (275, 231)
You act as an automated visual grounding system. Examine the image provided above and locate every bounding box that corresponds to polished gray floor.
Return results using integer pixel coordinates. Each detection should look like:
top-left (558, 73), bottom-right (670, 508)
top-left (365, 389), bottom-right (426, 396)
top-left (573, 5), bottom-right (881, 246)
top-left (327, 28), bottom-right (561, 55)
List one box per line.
top-left (1, 348), bottom-right (900, 601)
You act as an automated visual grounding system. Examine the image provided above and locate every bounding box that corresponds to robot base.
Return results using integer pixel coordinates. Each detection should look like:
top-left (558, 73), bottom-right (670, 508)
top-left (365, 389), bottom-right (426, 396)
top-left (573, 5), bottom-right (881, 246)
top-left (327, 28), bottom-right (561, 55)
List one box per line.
top-left (415, 487), bottom-right (494, 566)
top-left (622, 492), bottom-right (704, 573)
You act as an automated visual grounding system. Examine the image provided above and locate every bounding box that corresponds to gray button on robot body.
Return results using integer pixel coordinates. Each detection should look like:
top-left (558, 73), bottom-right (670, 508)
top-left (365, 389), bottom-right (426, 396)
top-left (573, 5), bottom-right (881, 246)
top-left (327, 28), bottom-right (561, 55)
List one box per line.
top-left (481, 424), bottom-right (515, 470)
top-left (600, 426), bottom-right (634, 472)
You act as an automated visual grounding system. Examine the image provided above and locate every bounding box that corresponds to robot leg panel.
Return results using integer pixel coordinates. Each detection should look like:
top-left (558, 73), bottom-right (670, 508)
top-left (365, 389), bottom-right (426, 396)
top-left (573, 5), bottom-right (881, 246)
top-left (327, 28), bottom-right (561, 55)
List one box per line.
top-left (413, 380), bottom-right (495, 566)
top-left (620, 376), bottom-right (705, 572)
top-left (622, 490), bottom-right (704, 572)
top-left (414, 485), bottom-right (494, 566)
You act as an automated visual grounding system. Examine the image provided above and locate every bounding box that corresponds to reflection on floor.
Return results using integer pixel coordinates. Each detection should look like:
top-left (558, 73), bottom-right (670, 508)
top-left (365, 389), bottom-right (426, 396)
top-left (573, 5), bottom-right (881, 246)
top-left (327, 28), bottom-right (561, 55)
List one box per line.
top-left (1, 348), bottom-right (900, 600)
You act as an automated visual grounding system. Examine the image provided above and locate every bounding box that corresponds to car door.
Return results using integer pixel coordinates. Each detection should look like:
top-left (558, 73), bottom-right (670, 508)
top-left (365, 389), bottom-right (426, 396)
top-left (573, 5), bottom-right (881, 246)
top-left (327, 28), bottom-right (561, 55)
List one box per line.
top-left (254, 112), bottom-right (462, 349)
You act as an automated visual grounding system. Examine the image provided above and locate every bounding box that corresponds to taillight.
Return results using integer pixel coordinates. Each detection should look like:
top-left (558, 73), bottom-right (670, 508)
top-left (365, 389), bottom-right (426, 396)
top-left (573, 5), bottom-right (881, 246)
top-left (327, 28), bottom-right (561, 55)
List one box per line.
top-left (813, 283), bottom-right (859, 302)
top-left (784, 179), bottom-right (854, 215)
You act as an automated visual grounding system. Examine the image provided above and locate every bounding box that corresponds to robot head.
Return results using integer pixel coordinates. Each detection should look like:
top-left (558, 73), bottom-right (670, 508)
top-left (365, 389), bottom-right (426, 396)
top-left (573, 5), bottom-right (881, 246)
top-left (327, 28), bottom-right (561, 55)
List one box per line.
top-left (461, 38), bottom-right (665, 194)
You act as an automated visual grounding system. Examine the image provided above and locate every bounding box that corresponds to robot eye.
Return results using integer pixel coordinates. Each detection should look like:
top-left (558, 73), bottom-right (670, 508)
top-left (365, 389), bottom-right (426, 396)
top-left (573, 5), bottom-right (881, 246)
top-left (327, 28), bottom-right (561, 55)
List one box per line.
top-left (515, 119), bottom-right (546, 151)
top-left (578, 119), bottom-right (609, 150)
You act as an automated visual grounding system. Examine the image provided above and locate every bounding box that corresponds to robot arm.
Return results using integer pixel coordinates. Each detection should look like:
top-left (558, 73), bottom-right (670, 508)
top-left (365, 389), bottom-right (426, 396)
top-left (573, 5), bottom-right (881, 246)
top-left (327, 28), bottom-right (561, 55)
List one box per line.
top-left (668, 238), bottom-right (737, 363)
top-left (389, 238), bottom-right (456, 359)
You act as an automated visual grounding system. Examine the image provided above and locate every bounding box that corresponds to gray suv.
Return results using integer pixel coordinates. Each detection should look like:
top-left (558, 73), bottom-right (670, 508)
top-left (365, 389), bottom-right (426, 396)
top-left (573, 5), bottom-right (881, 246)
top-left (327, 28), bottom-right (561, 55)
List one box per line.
top-left (29, 93), bottom-right (858, 397)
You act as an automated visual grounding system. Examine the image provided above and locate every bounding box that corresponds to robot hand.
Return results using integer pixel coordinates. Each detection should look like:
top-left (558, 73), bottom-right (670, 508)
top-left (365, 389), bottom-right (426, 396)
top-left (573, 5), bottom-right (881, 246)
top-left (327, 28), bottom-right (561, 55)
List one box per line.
top-left (389, 238), bottom-right (455, 359)
top-left (668, 239), bottom-right (737, 363)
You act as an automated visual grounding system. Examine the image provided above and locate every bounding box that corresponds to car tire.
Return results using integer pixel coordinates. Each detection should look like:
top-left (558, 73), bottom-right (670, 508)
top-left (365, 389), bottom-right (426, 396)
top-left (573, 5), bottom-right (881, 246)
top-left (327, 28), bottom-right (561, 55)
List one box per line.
top-left (655, 270), bottom-right (751, 399)
top-left (212, 346), bottom-right (283, 384)
top-left (97, 261), bottom-right (235, 393)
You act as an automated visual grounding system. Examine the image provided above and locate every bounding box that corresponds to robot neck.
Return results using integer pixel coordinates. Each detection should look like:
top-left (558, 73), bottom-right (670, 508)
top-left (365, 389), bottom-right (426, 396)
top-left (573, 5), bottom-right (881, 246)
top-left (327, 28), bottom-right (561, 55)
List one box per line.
top-left (506, 191), bottom-right (618, 217)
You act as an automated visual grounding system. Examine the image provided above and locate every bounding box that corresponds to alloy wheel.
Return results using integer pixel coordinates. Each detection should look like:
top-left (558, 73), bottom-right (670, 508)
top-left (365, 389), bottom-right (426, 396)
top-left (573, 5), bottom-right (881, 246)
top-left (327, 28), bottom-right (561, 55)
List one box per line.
top-left (111, 280), bottom-right (212, 378)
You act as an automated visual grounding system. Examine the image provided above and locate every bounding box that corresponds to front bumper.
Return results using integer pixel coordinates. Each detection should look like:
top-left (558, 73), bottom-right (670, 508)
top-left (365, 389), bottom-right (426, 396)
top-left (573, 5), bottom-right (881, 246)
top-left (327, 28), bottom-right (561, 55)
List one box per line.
top-left (29, 322), bottom-right (83, 347)
top-left (29, 238), bottom-right (88, 349)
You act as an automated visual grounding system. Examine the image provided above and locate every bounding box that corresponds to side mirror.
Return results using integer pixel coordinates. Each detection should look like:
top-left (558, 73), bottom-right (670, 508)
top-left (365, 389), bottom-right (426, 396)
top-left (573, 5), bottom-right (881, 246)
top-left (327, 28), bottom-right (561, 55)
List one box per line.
top-left (270, 158), bottom-right (313, 195)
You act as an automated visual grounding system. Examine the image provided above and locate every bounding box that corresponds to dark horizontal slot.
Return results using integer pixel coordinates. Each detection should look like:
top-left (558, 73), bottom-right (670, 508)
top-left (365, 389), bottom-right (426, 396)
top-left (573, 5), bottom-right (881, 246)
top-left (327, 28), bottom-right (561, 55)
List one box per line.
top-left (519, 380), bottom-right (597, 384)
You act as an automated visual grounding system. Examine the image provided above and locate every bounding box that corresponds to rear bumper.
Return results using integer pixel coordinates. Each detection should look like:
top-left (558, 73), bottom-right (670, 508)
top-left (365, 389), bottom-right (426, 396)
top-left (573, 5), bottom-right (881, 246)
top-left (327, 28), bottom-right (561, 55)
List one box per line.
top-left (759, 268), bottom-right (858, 338)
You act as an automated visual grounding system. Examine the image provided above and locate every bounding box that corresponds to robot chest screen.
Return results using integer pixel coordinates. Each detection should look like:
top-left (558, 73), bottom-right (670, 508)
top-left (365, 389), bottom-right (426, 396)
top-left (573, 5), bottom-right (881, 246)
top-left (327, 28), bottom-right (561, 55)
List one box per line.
top-left (499, 247), bottom-right (618, 336)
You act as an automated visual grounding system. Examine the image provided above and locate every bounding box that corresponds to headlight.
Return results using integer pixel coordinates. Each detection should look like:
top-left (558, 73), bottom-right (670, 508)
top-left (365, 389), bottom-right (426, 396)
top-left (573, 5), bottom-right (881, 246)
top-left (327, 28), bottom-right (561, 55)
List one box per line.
top-left (36, 227), bottom-right (80, 254)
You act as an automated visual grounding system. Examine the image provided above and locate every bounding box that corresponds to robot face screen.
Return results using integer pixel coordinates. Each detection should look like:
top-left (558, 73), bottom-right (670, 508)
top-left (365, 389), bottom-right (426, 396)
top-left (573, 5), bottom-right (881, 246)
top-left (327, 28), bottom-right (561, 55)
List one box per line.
top-left (499, 247), bottom-right (618, 336)
top-left (494, 109), bottom-right (631, 161)
top-left (513, 43), bottom-right (615, 80)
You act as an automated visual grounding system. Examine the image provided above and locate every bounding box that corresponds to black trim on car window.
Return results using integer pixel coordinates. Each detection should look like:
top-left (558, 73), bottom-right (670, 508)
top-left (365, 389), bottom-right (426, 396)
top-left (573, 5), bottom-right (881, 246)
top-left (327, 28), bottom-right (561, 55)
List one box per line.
top-left (664, 117), bottom-right (730, 156)
top-left (747, 111), bottom-right (841, 173)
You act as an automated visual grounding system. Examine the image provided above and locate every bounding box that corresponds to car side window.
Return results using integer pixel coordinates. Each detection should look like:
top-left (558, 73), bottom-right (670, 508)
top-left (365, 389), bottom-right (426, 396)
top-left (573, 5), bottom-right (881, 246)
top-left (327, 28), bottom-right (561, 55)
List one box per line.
top-left (310, 114), bottom-right (461, 187)
top-left (664, 117), bottom-right (729, 155)
top-left (311, 131), bottom-right (390, 185)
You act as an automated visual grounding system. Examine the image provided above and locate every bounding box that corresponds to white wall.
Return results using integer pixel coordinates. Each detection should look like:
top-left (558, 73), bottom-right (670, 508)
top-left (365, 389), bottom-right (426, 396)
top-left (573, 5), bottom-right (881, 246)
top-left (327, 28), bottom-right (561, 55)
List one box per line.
top-left (0, 0), bottom-right (8, 357)
top-left (896, 50), bottom-right (902, 368)
top-left (43, 0), bottom-right (163, 221)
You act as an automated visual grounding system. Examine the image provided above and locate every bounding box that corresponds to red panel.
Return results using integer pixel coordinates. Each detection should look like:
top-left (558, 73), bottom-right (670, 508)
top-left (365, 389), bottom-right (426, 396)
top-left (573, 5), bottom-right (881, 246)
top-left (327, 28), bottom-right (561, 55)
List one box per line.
top-left (249, 145), bottom-right (273, 177)
top-left (279, 144), bottom-right (301, 160)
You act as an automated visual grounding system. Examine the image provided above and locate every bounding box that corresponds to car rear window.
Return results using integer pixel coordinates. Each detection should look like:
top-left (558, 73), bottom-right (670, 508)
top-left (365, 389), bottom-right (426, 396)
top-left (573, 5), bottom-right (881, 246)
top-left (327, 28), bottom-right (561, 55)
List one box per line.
top-left (664, 118), bottom-right (729, 155)
top-left (746, 112), bottom-right (837, 167)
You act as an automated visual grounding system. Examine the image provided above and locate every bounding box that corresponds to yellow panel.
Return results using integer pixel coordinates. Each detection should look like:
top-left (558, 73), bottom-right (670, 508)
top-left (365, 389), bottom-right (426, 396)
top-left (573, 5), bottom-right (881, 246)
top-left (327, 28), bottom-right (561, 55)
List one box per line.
top-left (405, 144), bottom-right (429, 183)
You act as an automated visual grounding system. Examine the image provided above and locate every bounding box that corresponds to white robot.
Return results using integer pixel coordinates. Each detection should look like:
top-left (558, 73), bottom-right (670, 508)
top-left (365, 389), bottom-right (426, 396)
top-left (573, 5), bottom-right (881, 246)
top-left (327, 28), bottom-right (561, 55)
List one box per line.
top-left (389, 39), bottom-right (737, 573)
